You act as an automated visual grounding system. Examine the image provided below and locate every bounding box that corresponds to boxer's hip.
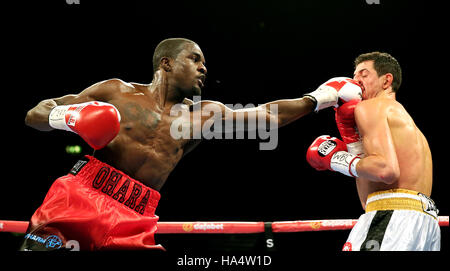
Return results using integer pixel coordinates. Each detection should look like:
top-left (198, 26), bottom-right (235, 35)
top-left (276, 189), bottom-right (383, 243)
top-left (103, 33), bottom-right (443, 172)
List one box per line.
top-left (21, 155), bottom-right (163, 251)
top-left (365, 188), bottom-right (438, 219)
top-left (66, 155), bottom-right (161, 217)
top-left (344, 189), bottom-right (440, 251)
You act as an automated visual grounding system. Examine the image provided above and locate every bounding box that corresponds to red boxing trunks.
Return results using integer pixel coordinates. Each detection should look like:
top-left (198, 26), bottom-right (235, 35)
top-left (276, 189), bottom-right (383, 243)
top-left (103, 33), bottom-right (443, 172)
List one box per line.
top-left (20, 155), bottom-right (164, 251)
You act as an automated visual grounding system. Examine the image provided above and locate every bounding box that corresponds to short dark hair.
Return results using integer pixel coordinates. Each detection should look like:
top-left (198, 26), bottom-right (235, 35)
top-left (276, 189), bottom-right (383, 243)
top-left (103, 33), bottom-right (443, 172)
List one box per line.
top-left (354, 52), bottom-right (402, 92)
top-left (152, 38), bottom-right (195, 74)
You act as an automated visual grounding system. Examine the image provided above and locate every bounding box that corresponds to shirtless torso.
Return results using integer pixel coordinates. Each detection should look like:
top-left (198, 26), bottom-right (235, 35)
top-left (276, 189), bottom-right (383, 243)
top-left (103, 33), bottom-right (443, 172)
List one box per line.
top-left (93, 81), bottom-right (197, 191)
top-left (25, 41), bottom-right (315, 192)
top-left (27, 79), bottom-right (198, 191)
top-left (353, 58), bottom-right (433, 209)
top-left (355, 95), bottom-right (433, 209)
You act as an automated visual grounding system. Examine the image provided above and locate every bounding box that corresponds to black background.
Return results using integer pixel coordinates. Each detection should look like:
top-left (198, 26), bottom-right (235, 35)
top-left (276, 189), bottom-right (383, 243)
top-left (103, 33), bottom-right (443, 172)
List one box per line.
top-left (2, 0), bottom-right (448, 265)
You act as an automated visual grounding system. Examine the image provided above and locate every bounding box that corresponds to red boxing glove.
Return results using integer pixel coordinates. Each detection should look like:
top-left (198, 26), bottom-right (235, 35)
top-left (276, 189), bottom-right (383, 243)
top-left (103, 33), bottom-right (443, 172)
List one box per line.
top-left (306, 135), bottom-right (360, 177)
top-left (335, 99), bottom-right (365, 156)
top-left (49, 101), bottom-right (121, 150)
top-left (335, 99), bottom-right (360, 144)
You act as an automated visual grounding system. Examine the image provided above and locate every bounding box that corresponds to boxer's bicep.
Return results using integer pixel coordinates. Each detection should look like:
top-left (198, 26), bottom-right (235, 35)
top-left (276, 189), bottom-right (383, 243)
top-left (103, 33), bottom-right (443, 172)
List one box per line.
top-left (355, 104), bottom-right (382, 155)
top-left (356, 105), bottom-right (397, 161)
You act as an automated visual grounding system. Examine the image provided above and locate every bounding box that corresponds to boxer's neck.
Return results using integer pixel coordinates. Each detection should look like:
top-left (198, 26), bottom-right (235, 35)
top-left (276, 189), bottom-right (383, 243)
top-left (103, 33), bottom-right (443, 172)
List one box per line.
top-left (148, 70), bottom-right (184, 109)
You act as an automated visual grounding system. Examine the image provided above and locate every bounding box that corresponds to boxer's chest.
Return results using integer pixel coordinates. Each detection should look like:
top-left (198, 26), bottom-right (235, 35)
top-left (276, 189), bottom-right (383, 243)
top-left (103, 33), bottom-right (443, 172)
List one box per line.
top-left (112, 95), bottom-right (193, 150)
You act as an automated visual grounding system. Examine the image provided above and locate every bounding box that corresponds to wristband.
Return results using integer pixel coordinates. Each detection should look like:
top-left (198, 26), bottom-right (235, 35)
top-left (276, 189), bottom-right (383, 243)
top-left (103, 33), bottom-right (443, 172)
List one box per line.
top-left (330, 151), bottom-right (360, 178)
top-left (303, 85), bottom-right (338, 112)
top-left (49, 105), bottom-right (72, 131)
top-left (346, 141), bottom-right (365, 157)
top-left (48, 103), bottom-right (90, 132)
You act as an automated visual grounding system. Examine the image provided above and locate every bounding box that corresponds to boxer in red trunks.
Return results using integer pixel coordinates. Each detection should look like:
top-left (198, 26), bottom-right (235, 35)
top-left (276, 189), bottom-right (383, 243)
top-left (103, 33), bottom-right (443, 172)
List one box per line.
top-left (23, 38), bottom-right (347, 250)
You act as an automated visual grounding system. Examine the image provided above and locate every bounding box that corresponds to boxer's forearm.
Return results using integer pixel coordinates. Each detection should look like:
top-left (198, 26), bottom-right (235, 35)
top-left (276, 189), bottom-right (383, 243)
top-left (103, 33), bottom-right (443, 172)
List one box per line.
top-left (25, 94), bottom-right (82, 131)
top-left (230, 97), bottom-right (314, 131)
top-left (25, 99), bottom-right (57, 131)
top-left (200, 97), bottom-right (314, 132)
top-left (263, 97), bottom-right (314, 128)
top-left (356, 155), bottom-right (400, 184)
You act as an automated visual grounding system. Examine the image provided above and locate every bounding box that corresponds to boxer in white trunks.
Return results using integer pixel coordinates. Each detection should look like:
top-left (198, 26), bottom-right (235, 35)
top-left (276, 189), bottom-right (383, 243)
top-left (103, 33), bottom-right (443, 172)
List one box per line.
top-left (306, 52), bottom-right (440, 251)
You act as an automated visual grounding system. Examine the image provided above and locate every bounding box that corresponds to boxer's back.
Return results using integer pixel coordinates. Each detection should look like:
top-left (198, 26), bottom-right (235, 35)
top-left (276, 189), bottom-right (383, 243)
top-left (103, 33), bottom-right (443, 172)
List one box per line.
top-left (386, 99), bottom-right (433, 195)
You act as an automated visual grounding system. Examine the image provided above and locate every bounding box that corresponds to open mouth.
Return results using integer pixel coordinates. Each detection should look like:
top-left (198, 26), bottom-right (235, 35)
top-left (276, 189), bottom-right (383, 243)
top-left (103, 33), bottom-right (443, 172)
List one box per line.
top-left (197, 76), bottom-right (206, 87)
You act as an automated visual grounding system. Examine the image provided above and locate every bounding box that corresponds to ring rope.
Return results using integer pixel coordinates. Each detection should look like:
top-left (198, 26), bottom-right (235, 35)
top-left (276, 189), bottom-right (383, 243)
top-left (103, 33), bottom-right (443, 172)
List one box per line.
top-left (0, 216), bottom-right (448, 234)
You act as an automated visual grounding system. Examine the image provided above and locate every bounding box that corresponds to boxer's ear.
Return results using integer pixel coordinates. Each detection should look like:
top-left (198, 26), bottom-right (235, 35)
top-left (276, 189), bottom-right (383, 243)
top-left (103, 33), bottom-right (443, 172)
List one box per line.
top-left (382, 73), bottom-right (393, 90)
top-left (160, 57), bottom-right (172, 72)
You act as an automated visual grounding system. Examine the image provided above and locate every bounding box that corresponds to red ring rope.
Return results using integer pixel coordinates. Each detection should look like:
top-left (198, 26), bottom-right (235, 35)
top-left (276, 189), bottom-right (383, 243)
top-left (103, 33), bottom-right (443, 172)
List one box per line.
top-left (1, 216), bottom-right (448, 234)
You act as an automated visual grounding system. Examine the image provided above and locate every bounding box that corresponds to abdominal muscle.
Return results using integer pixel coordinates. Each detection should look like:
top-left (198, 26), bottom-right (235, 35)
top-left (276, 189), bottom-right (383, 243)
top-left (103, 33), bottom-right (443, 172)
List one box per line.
top-left (95, 131), bottom-right (186, 191)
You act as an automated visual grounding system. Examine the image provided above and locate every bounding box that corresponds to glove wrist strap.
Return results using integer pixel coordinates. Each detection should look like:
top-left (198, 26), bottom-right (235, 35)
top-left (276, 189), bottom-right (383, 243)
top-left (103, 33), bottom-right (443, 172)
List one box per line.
top-left (330, 151), bottom-right (360, 178)
top-left (49, 105), bottom-right (72, 131)
top-left (346, 141), bottom-right (365, 157)
top-left (304, 86), bottom-right (338, 112)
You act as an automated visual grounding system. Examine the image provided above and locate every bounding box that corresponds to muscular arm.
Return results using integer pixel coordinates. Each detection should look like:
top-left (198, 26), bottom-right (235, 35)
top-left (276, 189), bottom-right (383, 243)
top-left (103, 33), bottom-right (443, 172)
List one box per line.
top-left (263, 97), bottom-right (315, 127)
top-left (25, 79), bottom-right (122, 131)
top-left (192, 97), bottom-right (314, 132)
top-left (354, 101), bottom-right (400, 184)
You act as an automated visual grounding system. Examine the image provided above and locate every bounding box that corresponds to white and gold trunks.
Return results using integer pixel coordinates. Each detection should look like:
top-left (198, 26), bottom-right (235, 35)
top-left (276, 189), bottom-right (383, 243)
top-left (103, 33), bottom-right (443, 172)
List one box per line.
top-left (343, 189), bottom-right (440, 251)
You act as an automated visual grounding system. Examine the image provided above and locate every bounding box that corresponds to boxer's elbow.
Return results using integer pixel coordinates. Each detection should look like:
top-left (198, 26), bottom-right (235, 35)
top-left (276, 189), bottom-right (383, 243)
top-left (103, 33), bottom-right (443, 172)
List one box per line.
top-left (361, 156), bottom-right (399, 184)
top-left (25, 111), bottom-right (51, 131)
top-left (24, 109), bottom-right (33, 126)
top-left (25, 109), bottom-right (40, 129)
top-left (25, 100), bottom-right (55, 131)
top-left (376, 164), bottom-right (400, 184)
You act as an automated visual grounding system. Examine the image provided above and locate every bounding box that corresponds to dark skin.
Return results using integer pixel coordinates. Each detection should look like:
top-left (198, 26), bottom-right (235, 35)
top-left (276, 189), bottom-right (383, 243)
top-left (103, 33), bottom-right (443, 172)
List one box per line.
top-left (25, 42), bottom-right (314, 191)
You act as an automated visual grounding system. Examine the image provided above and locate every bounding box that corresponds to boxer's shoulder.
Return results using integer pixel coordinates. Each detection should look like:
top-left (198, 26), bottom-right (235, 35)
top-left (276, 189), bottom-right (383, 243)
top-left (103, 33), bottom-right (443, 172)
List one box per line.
top-left (103, 78), bottom-right (140, 94)
top-left (355, 97), bottom-right (399, 117)
top-left (356, 98), bottom-right (409, 135)
top-left (354, 99), bottom-right (378, 121)
top-left (386, 101), bottom-right (413, 129)
top-left (85, 78), bottom-right (137, 101)
top-left (355, 99), bottom-right (390, 132)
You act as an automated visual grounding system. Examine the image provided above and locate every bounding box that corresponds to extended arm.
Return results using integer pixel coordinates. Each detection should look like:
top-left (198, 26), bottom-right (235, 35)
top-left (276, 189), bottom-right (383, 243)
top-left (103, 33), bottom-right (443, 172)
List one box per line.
top-left (191, 97), bottom-right (314, 133)
top-left (227, 96), bottom-right (315, 130)
top-left (190, 76), bottom-right (363, 133)
top-left (261, 97), bottom-right (315, 127)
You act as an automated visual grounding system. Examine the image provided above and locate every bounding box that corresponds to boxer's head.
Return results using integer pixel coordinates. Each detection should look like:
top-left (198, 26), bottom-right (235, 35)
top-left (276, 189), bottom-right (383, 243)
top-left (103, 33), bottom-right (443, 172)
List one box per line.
top-left (353, 52), bottom-right (402, 99)
top-left (153, 38), bottom-right (207, 97)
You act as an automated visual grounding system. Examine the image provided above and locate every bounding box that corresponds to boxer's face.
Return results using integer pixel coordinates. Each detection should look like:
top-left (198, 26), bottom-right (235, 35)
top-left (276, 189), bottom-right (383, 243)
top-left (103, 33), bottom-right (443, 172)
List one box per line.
top-left (353, 60), bottom-right (387, 100)
top-left (169, 43), bottom-right (207, 97)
